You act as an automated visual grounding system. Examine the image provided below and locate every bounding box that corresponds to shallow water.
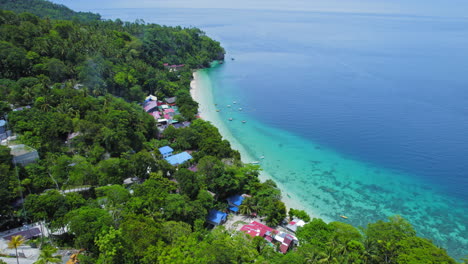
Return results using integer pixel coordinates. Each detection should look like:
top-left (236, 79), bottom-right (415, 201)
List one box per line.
top-left (88, 7), bottom-right (467, 258)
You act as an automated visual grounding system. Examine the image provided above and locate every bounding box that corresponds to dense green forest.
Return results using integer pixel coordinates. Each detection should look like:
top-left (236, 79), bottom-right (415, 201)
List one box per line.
top-left (0, 1), bottom-right (462, 263)
top-left (0, 0), bottom-right (100, 21)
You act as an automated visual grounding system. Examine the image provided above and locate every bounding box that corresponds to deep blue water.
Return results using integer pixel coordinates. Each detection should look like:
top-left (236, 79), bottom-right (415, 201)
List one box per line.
top-left (100, 8), bottom-right (468, 200)
top-left (66, 7), bottom-right (468, 258)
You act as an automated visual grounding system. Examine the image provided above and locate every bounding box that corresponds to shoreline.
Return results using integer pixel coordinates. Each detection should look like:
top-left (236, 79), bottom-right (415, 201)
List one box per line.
top-left (190, 69), bottom-right (315, 216)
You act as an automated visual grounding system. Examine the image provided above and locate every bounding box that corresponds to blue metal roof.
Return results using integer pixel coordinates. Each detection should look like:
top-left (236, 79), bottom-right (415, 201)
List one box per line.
top-left (159, 146), bottom-right (174, 155)
top-left (165, 152), bottom-right (192, 165)
top-left (227, 195), bottom-right (244, 207)
top-left (228, 205), bottom-right (239, 212)
top-left (207, 209), bottom-right (227, 224)
top-left (0, 120), bottom-right (6, 126)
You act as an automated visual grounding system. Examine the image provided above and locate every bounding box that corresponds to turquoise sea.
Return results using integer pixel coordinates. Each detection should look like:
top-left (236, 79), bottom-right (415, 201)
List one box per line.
top-left (56, 5), bottom-right (467, 258)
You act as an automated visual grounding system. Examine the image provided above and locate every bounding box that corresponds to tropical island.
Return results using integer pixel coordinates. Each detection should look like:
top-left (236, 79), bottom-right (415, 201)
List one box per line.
top-left (0, 0), bottom-right (463, 263)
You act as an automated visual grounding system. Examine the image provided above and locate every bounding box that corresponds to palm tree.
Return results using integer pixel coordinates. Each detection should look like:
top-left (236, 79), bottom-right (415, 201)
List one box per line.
top-left (239, 197), bottom-right (256, 216)
top-left (8, 235), bottom-right (26, 264)
top-left (34, 246), bottom-right (62, 264)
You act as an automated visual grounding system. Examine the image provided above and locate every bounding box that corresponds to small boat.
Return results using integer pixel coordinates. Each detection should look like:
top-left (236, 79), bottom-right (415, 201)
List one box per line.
top-left (216, 109), bottom-right (220, 112)
top-left (251, 161), bottom-right (260, 164)
top-left (233, 101), bottom-right (237, 104)
top-left (239, 108), bottom-right (243, 111)
top-left (229, 118), bottom-right (233, 121)
top-left (340, 215), bottom-right (348, 219)
top-left (231, 58), bottom-right (235, 61)
top-left (227, 105), bottom-right (231, 107)
top-left (242, 120), bottom-right (246, 123)
top-left (260, 156), bottom-right (265, 159)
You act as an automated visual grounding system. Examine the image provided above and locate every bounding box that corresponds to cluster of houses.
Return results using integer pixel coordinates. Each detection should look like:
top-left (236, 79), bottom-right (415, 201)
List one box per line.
top-left (143, 95), bottom-right (191, 133)
top-left (205, 193), bottom-right (301, 254)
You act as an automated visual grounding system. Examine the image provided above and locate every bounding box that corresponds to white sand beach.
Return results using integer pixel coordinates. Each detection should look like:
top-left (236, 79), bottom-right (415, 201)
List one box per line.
top-left (190, 70), bottom-right (312, 215)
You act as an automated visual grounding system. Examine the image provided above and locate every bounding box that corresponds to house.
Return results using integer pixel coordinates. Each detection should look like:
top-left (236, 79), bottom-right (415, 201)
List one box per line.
top-left (227, 194), bottom-right (244, 213)
top-left (145, 95), bottom-right (157, 102)
top-left (164, 64), bottom-right (185, 72)
top-left (151, 112), bottom-right (161, 119)
top-left (165, 97), bottom-right (177, 104)
top-left (285, 218), bottom-right (306, 233)
top-left (10, 144), bottom-right (39, 166)
top-left (206, 209), bottom-right (227, 226)
top-left (157, 119), bottom-right (169, 126)
top-left (123, 177), bottom-right (142, 185)
top-left (164, 108), bottom-right (175, 114)
top-left (12, 106), bottom-right (31, 111)
top-left (159, 146), bottom-right (174, 158)
top-left (165, 152), bottom-right (192, 166)
top-left (3, 227), bottom-right (42, 241)
top-left (65, 132), bottom-right (81, 144)
top-left (240, 221), bottom-right (298, 254)
top-left (188, 164), bottom-right (198, 172)
top-left (144, 101), bottom-right (158, 113)
top-left (0, 120), bottom-right (6, 134)
top-left (240, 221), bottom-right (275, 241)
top-left (277, 233), bottom-right (297, 254)
top-left (172, 121), bottom-right (191, 129)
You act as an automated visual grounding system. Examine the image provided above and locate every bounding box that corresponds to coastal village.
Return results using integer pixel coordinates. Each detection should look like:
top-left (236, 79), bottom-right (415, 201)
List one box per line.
top-left (0, 1), bottom-right (461, 262)
top-left (0, 93), bottom-right (304, 263)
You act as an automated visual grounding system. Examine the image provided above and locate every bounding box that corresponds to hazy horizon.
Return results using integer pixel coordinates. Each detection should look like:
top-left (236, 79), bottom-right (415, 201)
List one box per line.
top-left (51, 0), bottom-right (468, 18)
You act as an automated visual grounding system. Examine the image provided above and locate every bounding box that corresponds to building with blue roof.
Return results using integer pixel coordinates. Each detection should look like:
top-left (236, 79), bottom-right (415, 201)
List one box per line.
top-left (0, 120), bottom-right (6, 134)
top-left (159, 146), bottom-right (174, 158)
top-left (165, 151), bottom-right (192, 166)
top-left (227, 194), bottom-right (245, 213)
top-left (206, 209), bottom-right (227, 226)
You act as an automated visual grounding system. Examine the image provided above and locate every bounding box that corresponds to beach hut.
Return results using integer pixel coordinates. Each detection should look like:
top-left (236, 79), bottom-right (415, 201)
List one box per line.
top-left (206, 209), bottom-right (227, 226)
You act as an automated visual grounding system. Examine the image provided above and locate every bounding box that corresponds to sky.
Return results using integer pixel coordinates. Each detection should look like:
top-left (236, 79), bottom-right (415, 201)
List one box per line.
top-left (52, 0), bottom-right (468, 18)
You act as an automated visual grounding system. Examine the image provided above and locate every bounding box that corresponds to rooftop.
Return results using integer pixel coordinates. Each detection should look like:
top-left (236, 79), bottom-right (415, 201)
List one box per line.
top-left (240, 221), bottom-right (275, 238)
top-left (9, 144), bottom-right (37, 157)
top-left (159, 146), bottom-right (174, 155)
top-left (227, 194), bottom-right (244, 207)
top-left (165, 97), bottom-right (177, 104)
top-left (165, 152), bottom-right (192, 166)
top-left (144, 101), bottom-right (158, 112)
top-left (207, 209), bottom-right (227, 225)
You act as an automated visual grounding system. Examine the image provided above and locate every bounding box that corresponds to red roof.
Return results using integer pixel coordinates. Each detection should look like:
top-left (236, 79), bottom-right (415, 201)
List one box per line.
top-left (283, 235), bottom-right (293, 246)
top-left (240, 221), bottom-right (275, 238)
top-left (280, 244), bottom-right (289, 254)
